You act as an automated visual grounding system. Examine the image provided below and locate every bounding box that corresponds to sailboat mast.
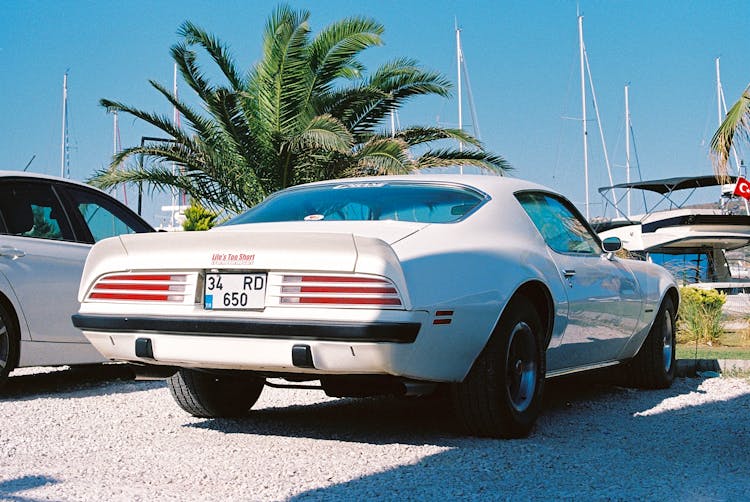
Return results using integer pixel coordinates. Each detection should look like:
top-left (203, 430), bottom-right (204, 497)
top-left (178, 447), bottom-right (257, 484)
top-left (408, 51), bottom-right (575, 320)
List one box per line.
top-left (578, 15), bottom-right (589, 219)
top-left (60, 71), bottom-right (68, 178)
top-left (113, 111), bottom-right (128, 205)
top-left (625, 85), bottom-right (631, 218)
top-left (456, 23), bottom-right (464, 174)
top-left (716, 57), bottom-right (724, 126)
top-left (172, 63), bottom-right (180, 224)
top-left (113, 111), bottom-right (118, 155)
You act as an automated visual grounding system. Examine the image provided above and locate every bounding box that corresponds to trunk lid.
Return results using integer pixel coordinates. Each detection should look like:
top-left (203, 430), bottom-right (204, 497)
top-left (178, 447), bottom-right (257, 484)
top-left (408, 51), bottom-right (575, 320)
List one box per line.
top-left (212, 220), bottom-right (427, 245)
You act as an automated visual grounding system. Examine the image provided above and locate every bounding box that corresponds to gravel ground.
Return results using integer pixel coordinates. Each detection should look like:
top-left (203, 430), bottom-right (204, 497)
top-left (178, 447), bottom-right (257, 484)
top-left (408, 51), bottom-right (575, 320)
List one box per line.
top-left (1, 366), bottom-right (749, 501)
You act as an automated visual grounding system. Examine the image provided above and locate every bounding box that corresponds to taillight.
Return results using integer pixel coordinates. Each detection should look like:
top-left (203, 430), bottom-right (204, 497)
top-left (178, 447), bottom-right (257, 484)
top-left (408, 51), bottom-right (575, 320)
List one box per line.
top-left (87, 274), bottom-right (189, 302)
top-left (277, 275), bottom-right (402, 307)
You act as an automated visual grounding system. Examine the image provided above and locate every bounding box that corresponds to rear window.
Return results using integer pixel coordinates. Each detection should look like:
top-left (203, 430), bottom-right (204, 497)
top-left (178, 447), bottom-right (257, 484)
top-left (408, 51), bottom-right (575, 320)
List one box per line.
top-left (226, 182), bottom-right (486, 225)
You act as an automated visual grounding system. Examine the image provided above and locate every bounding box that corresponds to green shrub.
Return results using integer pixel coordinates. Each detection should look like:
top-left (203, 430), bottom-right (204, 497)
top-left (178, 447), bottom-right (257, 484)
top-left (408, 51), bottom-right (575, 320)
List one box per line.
top-left (677, 287), bottom-right (726, 344)
top-left (182, 201), bottom-right (218, 231)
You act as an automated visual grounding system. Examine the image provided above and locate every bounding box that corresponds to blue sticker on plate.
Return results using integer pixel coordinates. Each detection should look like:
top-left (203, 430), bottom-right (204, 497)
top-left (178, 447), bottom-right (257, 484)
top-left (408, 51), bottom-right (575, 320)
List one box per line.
top-left (205, 295), bottom-right (213, 309)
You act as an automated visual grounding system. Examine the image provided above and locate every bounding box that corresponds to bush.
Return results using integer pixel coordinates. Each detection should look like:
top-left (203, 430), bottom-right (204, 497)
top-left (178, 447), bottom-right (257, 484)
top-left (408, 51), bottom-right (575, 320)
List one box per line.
top-left (677, 287), bottom-right (726, 344)
top-left (182, 201), bottom-right (218, 231)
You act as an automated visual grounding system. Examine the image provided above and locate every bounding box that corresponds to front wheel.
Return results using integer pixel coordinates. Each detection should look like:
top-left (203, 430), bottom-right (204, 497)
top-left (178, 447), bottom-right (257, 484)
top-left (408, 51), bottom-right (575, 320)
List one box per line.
top-left (450, 296), bottom-right (546, 438)
top-left (167, 368), bottom-right (265, 418)
top-left (626, 296), bottom-right (676, 389)
top-left (0, 302), bottom-right (20, 390)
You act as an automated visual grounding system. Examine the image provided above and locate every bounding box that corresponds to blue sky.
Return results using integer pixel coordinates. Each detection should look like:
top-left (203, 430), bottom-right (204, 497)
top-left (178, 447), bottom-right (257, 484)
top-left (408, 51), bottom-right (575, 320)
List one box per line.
top-left (1, 0), bottom-right (748, 225)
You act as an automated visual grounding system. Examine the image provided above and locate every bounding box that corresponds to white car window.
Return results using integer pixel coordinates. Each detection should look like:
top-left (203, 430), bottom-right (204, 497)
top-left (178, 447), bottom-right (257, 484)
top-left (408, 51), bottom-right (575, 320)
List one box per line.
top-left (516, 192), bottom-right (601, 255)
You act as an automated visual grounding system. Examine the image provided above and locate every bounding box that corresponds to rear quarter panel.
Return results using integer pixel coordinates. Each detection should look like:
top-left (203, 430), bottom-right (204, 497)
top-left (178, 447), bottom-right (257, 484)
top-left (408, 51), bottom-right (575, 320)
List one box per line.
top-left (615, 258), bottom-right (678, 360)
top-left (389, 195), bottom-right (570, 380)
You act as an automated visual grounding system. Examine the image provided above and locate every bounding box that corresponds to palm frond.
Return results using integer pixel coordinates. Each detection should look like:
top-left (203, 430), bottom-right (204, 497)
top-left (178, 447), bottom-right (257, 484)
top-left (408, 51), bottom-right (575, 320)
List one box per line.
top-left (179, 21), bottom-right (244, 90)
top-left (308, 16), bottom-right (383, 94)
top-left (290, 114), bottom-right (353, 153)
top-left (394, 127), bottom-right (483, 148)
top-left (413, 148), bottom-right (512, 174)
top-left (148, 80), bottom-right (219, 143)
top-left (91, 163), bottom-right (246, 213)
top-left (99, 99), bottom-right (192, 147)
top-left (170, 43), bottom-right (217, 108)
top-left (345, 58), bottom-right (452, 133)
top-left (352, 138), bottom-right (412, 175)
top-left (254, 5), bottom-right (312, 135)
top-left (711, 85), bottom-right (750, 180)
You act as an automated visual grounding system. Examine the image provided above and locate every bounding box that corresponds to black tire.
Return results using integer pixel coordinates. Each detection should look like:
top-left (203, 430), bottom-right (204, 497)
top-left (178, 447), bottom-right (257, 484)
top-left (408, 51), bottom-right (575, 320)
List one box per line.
top-left (167, 368), bottom-right (265, 418)
top-left (450, 296), bottom-right (546, 438)
top-left (0, 301), bottom-right (20, 390)
top-left (626, 296), bottom-right (676, 389)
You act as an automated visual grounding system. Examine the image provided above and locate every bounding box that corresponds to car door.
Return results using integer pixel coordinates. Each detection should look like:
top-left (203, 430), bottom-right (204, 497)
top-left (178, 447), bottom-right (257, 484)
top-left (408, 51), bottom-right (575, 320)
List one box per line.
top-left (516, 192), bottom-right (643, 370)
top-left (0, 178), bottom-right (153, 345)
top-left (0, 179), bottom-right (90, 343)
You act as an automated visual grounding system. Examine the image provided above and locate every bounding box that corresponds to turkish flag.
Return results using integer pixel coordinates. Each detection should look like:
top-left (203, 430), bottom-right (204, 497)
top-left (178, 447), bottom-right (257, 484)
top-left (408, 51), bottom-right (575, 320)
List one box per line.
top-left (734, 177), bottom-right (750, 200)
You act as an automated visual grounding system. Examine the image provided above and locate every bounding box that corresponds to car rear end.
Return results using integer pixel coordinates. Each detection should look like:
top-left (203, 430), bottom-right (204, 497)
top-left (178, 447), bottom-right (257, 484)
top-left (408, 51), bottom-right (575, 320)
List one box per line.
top-left (72, 229), bottom-right (442, 379)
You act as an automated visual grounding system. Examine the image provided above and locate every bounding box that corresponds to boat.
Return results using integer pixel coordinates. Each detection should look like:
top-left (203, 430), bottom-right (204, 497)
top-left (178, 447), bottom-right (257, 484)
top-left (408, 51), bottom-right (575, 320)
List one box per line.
top-left (595, 175), bottom-right (750, 313)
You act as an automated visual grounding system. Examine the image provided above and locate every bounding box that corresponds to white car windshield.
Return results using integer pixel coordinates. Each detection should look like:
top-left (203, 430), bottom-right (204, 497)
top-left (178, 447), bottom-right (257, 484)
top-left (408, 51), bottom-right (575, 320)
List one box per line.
top-left (226, 182), bottom-right (486, 225)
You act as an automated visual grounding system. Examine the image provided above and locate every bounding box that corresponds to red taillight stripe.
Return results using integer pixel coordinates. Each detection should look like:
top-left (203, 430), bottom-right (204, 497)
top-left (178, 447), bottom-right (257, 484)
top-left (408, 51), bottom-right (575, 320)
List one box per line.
top-left (435, 310), bottom-right (454, 317)
top-left (103, 274), bottom-right (175, 282)
top-left (433, 318), bottom-right (452, 325)
top-left (278, 274), bottom-right (403, 308)
top-left (282, 286), bottom-right (397, 294)
top-left (95, 283), bottom-right (172, 291)
top-left (293, 297), bottom-right (402, 305)
top-left (295, 276), bottom-right (387, 284)
top-left (90, 293), bottom-right (170, 301)
top-left (89, 274), bottom-right (188, 303)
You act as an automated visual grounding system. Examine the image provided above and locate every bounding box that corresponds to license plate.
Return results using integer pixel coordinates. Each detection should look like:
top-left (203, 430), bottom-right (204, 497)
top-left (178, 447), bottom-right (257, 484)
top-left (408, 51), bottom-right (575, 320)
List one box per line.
top-left (204, 273), bottom-right (267, 310)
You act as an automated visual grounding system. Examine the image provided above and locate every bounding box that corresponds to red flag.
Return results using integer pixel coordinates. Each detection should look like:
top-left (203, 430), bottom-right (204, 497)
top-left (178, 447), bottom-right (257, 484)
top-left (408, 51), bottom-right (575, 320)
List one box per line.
top-left (734, 177), bottom-right (750, 200)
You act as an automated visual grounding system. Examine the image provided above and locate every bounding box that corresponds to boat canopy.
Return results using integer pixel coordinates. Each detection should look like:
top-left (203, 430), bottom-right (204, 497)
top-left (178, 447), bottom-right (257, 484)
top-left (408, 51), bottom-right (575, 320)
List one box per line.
top-left (597, 175), bottom-right (741, 221)
top-left (598, 175), bottom-right (734, 195)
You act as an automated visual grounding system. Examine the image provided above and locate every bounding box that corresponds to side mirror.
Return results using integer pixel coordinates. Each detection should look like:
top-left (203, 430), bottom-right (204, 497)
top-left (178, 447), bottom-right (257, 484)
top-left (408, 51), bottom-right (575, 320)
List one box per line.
top-left (602, 236), bottom-right (622, 253)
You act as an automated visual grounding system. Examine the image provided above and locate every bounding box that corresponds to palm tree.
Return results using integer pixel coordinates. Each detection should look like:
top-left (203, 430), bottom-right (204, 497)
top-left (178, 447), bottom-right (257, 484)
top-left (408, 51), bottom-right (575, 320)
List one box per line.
top-left (92, 5), bottom-right (509, 213)
top-left (711, 84), bottom-right (750, 180)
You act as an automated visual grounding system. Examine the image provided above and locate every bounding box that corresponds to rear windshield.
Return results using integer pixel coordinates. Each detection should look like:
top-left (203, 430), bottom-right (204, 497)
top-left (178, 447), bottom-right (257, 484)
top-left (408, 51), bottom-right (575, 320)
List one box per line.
top-left (226, 182), bottom-right (486, 225)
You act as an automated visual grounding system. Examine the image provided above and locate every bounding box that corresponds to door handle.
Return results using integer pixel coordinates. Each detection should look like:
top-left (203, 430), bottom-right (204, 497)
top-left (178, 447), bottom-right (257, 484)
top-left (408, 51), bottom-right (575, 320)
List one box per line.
top-left (0, 247), bottom-right (25, 259)
top-left (563, 269), bottom-right (576, 278)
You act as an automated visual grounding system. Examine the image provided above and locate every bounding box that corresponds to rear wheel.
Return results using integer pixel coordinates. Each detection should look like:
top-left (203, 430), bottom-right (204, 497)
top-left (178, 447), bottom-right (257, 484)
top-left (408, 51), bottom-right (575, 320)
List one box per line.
top-left (450, 296), bottom-right (546, 438)
top-left (0, 302), bottom-right (20, 390)
top-left (167, 368), bottom-right (265, 418)
top-left (626, 296), bottom-right (676, 389)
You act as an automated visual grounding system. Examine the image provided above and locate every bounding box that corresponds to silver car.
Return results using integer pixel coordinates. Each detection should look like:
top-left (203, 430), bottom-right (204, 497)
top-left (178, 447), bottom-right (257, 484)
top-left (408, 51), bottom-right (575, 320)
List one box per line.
top-left (0, 171), bottom-right (153, 387)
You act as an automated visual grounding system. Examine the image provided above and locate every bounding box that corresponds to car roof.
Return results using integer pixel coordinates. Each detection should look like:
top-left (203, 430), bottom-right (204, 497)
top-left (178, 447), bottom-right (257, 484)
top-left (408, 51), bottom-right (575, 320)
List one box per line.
top-left (279, 173), bottom-right (561, 199)
top-left (0, 170), bottom-right (105, 191)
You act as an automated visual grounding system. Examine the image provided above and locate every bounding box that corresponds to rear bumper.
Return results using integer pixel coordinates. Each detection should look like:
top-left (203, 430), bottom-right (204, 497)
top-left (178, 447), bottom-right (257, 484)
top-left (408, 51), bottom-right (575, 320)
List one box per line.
top-left (71, 314), bottom-right (420, 344)
top-left (72, 313), bottom-right (425, 378)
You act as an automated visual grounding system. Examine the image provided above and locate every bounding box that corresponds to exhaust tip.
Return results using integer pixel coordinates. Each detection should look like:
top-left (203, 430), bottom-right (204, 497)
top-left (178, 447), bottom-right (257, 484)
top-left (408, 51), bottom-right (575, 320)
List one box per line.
top-left (292, 344), bottom-right (315, 368)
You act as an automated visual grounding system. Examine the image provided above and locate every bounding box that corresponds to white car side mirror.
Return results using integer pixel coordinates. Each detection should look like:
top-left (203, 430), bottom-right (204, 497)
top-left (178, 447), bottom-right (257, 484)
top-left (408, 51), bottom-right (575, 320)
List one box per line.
top-left (602, 236), bottom-right (622, 260)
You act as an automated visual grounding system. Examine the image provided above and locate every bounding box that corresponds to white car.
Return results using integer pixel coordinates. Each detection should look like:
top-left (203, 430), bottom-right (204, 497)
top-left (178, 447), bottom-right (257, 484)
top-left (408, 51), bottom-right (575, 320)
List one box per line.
top-left (0, 171), bottom-right (153, 388)
top-left (73, 175), bottom-right (678, 437)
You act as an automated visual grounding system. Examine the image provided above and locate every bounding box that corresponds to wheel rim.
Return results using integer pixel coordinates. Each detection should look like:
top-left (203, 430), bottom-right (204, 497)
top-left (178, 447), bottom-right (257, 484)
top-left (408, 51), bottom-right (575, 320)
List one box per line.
top-left (0, 318), bottom-right (8, 371)
top-left (662, 310), bottom-right (674, 373)
top-left (505, 321), bottom-right (537, 412)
